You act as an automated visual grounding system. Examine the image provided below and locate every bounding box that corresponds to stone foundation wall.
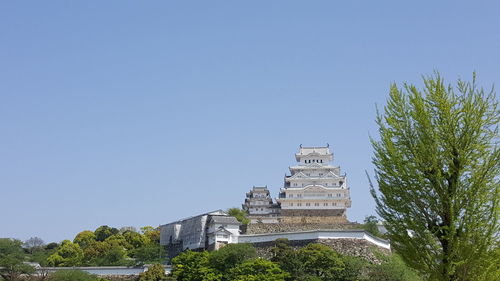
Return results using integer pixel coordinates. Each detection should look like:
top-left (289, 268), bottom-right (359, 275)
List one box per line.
top-left (252, 238), bottom-right (389, 264)
top-left (280, 209), bottom-right (345, 217)
top-left (278, 209), bottom-right (348, 224)
top-left (280, 215), bottom-right (348, 224)
top-left (246, 222), bottom-right (360, 234)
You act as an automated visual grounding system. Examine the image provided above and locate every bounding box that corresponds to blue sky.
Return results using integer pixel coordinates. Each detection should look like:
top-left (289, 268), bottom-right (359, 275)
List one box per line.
top-left (1, 1), bottom-right (499, 243)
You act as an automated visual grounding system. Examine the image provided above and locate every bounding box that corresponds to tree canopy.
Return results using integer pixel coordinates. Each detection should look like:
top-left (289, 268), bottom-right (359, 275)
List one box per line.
top-left (370, 73), bottom-right (499, 281)
top-left (0, 238), bottom-right (35, 281)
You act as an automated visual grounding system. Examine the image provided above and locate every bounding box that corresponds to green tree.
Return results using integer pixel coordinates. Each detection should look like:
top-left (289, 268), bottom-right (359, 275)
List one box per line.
top-left (132, 243), bottom-right (164, 264)
top-left (0, 238), bottom-right (35, 281)
top-left (123, 230), bottom-right (147, 249)
top-left (208, 243), bottom-right (257, 276)
top-left (367, 254), bottom-right (422, 281)
top-left (270, 239), bottom-right (303, 281)
top-left (94, 226), bottom-right (119, 242)
top-left (171, 250), bottom-right (221, 281)
top-left (227, 208), bottom-right (250, 225)
top-left (73, 231), bottom-right (97, 249)
top-left (228, 258), bottom-right (289, 281)
top-left (46, 240), bottom-right (84, 267)
top-left (370, 73), bottom-right (499, 281)
top-left (139, 264), bottom-right (167, 281)
top-left (48, 269), bottom-right (98, 281)
top-left (363, 215), bottom-right (382, 238)
top-left (337, 255), bottom-right (368, 281)
top-left (141, 226), bottom-right (160, 244)
top-left (296, 243), bottom-right (345, 281)
top-left (82, 240), bottom-right (129, 266)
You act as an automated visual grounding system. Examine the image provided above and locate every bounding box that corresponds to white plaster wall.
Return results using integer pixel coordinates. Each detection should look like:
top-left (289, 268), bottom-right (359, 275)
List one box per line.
top-left (236, 230), bottom-right (390, 250)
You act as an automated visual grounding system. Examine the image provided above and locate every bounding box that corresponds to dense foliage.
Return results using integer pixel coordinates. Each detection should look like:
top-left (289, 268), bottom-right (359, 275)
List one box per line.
top-left (0, 238), bottom-right (35, 281)
top-left (370, 73), bottom-right (499, 281)
top-left (47, 269), bottom-right (103, 281)
top-left (171, 240), bottom-right (421, 281)
top-left (0, 225), bottom-right (166, 271)
top-left (139, 264), bottom-right (168, 281)
top-left (227, 208), bottom-right (250, 225)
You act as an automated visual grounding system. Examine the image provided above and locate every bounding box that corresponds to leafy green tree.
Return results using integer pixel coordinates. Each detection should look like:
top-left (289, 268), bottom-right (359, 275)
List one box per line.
top-left (48, 269), bottom-right (98, 281)
top-left (208, 243), bottom-right (257, 276)
top-left (46, 240), bottom-right (84, 267)
top-left (141, 226), bottom-right (160, 244)
top-left (337, 255), bottom-right (368, 281)
top-left (0, 238), bottom-right (35, 281)
top-left (227, 208), bottom-right (250, 225)
top-left (171, 250), bottom-right (221, 281)
top-left (105, 234), bottom-right (132, 250)
top-left (139, 264), bottom-right (167, 281)
top-left (363, 215), bottom-right (382, 238)
top-left (228, 258), bottom-right (289, 281)
top-left (45, 242), bottom-right (59, 250)
top-left (370, 73), bottom-right (500, 281)
top-left (132, 243), bottom-right (164, 264)
top-left (270, 239), bottom-right (303, 281)
top-left (123, 230), bottom-right (147, 249)
top-left (297, 243), bottom-right (345, 281)
top-left (94, 226), bottom-right (119, 242)
top-left (367, 254), bottom-right (422, 281)
top-left (82, 240), bottom-right (129, 266)
top-left (73, 231), bottom-right (97, 249)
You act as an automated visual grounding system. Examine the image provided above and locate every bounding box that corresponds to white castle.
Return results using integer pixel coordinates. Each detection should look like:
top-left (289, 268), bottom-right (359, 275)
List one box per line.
top-left (244, 145), bottom-right (352, 224)
top-left (160, 145), bottom-right (389, 259)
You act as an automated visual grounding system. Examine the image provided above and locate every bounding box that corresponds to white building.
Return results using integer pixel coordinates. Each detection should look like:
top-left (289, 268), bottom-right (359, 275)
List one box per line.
top-left (159, 210), bottom-right (240, 259)
top-left (277, 145), bottom-right (351, 222)
top-left (242, 186), bottom-right (280, 223)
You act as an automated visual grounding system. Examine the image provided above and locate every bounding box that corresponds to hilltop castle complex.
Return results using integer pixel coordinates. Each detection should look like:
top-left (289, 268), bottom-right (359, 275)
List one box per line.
top-left (160, 145), bottom-right (389, 259)
top-left (243, 145), bottom-right (351, 224)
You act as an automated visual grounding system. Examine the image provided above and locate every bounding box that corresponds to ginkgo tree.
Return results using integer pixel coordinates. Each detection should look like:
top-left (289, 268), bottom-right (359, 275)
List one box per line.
top-left (370, 73), bottom-right (499, 281)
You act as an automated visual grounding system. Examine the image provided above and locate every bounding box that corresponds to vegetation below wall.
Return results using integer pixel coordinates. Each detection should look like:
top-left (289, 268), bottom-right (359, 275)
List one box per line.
top-left (169, 240), bottom-right (421, 281)
top-left (0, 225), bottom-right (166, 273)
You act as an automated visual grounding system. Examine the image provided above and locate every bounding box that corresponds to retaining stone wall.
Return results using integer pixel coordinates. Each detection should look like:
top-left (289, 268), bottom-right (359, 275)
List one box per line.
top-left (246, 222), bottom-right (360, 234)
top-left (252, 238), bottom-right (389, 264)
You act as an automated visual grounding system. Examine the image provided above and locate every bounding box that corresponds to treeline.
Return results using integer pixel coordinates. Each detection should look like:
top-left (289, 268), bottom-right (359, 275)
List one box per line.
top-left (1, 225), bottom-right (165, 271)
top-left (2, 236), bottom-right (422, 281)
top-left (169, 239), bottom-right (422, 281)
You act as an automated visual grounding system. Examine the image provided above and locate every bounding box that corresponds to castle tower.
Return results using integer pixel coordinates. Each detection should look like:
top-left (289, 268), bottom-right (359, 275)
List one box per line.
top-left (276, 145), bottom-right (351, 224)
top-left (242, 186), bottom-right (280, 223)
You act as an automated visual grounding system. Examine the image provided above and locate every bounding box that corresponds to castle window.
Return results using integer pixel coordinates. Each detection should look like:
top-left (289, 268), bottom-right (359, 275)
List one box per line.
top-left (290, 203), bottom-right (293, 206)
top-left (314, 203), bottom-right (319, 206)
top-left (328, 194), bottom-right (332, 197)
top-left (320, 159), bottom-right (323, 163)
top-left (324, 203), bottom-right (328, 206)
top-left (319, 173), bottom-right (323, 176)
top-left (289, 194), bottom-right (293, 198)
top-left (293, 183), bottom-right (297, 187)
top-left (298, 203), bottom-right (302, 206)
top-left (306, 203), bottom-right (310, 206)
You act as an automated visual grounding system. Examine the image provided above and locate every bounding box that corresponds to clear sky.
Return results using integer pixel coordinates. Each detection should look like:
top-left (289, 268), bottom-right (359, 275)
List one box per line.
top-left (1, 1), bottom-right (499, 243)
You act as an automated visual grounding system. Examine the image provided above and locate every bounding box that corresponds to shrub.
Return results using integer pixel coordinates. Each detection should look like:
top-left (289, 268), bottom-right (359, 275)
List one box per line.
top-left (139, 263), bottom-right (168, 281)
top-left (48, 269), bottom-right (98, 281)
